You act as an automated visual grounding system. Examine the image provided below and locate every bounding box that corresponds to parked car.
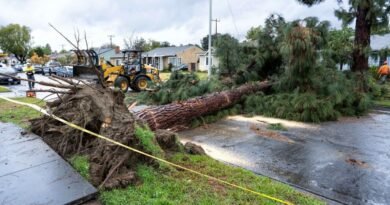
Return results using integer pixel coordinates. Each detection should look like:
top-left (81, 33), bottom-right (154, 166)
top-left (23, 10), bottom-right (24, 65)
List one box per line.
top-left (32, 64), bottom-right (44, 74)
top-left (56, 66), bottom-right (73, 77)
top-left (172, 64), bottom-right (188, 71)
top-left (0, 63), bottom-right (21, 85)
top-left (12, 64), bottom-right (24, 72)
top-left (43, 62), bottom-right (62, 75)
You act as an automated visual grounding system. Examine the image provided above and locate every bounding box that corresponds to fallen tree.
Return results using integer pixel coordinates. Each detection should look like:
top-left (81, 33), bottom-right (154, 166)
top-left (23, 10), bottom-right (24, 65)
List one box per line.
top-left (135, 81), bottom-right (272, 130)
top-left (1, 72), bottom-right (271, 188)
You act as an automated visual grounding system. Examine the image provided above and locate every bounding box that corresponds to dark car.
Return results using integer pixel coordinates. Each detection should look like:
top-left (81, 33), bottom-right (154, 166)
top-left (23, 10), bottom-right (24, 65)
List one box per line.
top-left (33, 64), bottom-right (44, 74)
top-left (43, 62), bottom-right (62, 75)
top-left (0, 64), bottom-right (21, 85)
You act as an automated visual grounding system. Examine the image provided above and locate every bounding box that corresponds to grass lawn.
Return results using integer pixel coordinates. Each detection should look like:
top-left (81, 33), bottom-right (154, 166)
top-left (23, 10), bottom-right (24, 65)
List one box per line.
top-left (99, 153), bottom-right (324, 205)
top-left (0, 97), bottom-right (45, 128)
top-left (160, 71), bottom-right (208, 81)
top-left (1, 97), bottom-right (323, 205)
top-left (374, 83), bottom-right (390, 108)
top-left (0, 86), bottom-right (11, 92)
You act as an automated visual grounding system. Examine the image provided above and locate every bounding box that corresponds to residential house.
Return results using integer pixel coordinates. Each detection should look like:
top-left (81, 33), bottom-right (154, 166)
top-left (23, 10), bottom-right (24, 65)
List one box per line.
top-left (94, 47), bottom-right (123, 66)
top-left (143, 45), bottom-right (204, 71)
top-left (198, 47), bottom-right (219, 71)
top-left (369, 33), bottom-right (390, 66)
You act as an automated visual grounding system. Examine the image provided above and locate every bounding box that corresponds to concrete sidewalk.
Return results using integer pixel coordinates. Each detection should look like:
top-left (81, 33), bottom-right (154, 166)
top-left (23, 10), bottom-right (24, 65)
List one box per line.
top-left (0, 122), bottom-right (97, 205)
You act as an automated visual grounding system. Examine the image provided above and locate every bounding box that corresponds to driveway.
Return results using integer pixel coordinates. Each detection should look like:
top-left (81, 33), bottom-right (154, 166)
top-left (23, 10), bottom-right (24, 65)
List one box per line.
top-left (179, 111), bottom-right (390, 205)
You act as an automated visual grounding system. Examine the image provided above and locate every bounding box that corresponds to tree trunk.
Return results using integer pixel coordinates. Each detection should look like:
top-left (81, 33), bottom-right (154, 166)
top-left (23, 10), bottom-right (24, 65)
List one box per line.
top-left (351, 5), bottom-right (371, 73)
top-left (135, 81), bottom-right (272, 130)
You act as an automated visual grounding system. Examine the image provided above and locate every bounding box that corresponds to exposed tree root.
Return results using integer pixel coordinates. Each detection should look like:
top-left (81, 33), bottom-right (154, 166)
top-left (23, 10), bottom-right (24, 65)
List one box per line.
top-left (30, 83), bottom-right (174, 189)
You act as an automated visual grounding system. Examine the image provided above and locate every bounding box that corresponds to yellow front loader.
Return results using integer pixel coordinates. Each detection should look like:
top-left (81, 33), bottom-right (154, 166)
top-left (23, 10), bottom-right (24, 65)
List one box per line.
top-left (73, 49), bottom-right (161, 92)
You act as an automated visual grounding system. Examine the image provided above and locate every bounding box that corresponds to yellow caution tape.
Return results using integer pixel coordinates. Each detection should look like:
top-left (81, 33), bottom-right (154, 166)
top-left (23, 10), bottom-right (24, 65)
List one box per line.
top-left (0, 96), bottom-right (293, 205)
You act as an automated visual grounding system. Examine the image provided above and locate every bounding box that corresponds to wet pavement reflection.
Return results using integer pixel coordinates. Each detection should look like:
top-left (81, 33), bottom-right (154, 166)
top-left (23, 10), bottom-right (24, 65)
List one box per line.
top-left (179, 113), bottom-right (390, 205)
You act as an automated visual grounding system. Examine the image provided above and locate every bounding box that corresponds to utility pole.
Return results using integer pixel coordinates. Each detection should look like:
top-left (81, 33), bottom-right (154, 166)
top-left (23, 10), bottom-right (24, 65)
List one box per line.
top-left (108, 35), bottom-right (115, 48)
top-left (212, 19), bottom-right (220, 35)
top-left (60, 44), bottom-right (65, 51)
top-left (208, 0), bottom-right (212, 79)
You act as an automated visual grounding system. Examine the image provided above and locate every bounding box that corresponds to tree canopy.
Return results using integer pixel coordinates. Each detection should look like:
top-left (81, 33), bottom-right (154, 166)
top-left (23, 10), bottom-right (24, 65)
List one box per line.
top-left (201, 34), bottom-right (219, 50)
top-left (0, 24), bottom-right (31, 63)
top-left (327, 27), bottom-right (354, 70)
top-left (297, 0), bottom-right (390, 73)
top-left (215, 34), bottom-right (241, 76)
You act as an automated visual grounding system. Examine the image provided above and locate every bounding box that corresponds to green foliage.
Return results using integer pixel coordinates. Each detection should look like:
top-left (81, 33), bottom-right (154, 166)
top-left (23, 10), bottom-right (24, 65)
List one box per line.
top-left (200, 34), bottom-right (219, 50)
top-left (100, 154), bottom-right (324, 205)
top-left (70, 155), bottom-right (90, 180)
top-left (244, 91), bottom-right (370, 123)
top-left (299, 0), bottom-right (390, 72)
top-left (28, 44), bottom-right (52, 58)
top-left (243, 18), bottom-right (371, 122)
top-left (326, 27), bottom-right (354, 70)
top-left (0, 24), bottom-right (31, 63)
top-left (134, 124), bottom-right (163, 157)
top-left (215, 34), bottom-right (242, 76)
top-left (234, 14), bottom-right (288, 85)
top-left (246, 26), bottom-right (262, 41)
top-left (334, 1), bottom-right (390, 31)
top-left (279, 18), bottom-right (330, 92)
top-left (267, 123), bottom-right (287, 131)
top-left (137, 71), bottom-right (226, 105)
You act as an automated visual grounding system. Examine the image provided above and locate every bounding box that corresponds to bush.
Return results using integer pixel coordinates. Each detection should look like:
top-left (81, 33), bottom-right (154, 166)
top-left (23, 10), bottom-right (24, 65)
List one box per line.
top-left (137, 71), bottom-right (227, 105)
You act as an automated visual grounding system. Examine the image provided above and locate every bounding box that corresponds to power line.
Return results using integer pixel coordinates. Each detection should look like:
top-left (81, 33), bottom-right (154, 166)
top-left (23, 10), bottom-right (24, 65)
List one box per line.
top-left (226, 0), bottom-right (240, 39)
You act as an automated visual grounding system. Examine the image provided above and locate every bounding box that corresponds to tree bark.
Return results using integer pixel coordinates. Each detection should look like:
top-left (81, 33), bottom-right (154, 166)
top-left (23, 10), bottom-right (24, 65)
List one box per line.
top-left (135, 81), bottom-right (272, 130)
top-left (351, 5), bottom-right (371, 73)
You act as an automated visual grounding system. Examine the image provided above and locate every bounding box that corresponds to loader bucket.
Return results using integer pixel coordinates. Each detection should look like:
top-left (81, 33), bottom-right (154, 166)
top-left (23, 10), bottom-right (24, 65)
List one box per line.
top-left (72, 49), bottom-right (102, 80)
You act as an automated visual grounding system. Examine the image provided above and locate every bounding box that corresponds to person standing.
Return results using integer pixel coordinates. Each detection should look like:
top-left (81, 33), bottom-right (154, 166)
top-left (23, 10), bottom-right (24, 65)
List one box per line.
top-left (378, 61), bottom-right (390, 84)
top-left (24, 63), bottom-right (35, 89)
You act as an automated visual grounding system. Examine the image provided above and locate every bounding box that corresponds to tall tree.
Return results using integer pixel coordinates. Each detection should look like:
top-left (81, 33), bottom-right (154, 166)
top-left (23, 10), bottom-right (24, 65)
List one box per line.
top-left (327, 27), bottom-right (354, 70)
top-left (297, 0), bottom-right (390, 73)
top-left (215, 34), bottom-right (241, 76)
top-left (0, 24), bottom-right (31, 63)
top-left (43, 43), bottom-right (52, 55)
top-left (280, 17), bottom-right (330, 91)
top-left (200, 34), bottom-right (219, 50)
top-left (253, 14), bottom-right (287, 78)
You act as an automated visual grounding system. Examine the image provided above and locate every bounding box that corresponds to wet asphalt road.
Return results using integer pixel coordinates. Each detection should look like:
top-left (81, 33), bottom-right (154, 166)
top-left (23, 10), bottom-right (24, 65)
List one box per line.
top-left (179, 112), bottom-right (390, 205)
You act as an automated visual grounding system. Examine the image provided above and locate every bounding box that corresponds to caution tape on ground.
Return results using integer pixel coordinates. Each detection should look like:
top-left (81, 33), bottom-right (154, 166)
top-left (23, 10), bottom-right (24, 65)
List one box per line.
top-left (0, 96), bottom-right (293, 205)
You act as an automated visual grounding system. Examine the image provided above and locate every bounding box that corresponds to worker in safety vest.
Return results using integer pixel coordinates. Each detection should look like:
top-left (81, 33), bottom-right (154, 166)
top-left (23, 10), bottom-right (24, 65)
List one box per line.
top-left (378, 61), bottom-right (390, 84)
top-left (24, 63), bottom-right (35, 89)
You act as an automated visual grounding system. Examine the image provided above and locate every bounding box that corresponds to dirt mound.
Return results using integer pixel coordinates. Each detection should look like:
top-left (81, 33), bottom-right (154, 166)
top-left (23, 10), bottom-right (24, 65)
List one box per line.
top-left (30, 85), bottom-right (176, 189)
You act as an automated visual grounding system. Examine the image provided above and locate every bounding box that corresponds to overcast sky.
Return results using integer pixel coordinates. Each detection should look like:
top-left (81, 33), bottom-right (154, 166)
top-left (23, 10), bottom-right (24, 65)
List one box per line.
top-left (0, 0), bottom-right (348, 51)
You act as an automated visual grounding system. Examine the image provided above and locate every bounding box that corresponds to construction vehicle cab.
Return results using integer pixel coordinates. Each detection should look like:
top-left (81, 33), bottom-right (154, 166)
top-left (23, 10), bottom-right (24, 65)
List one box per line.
top-left (73, 49), bottom-right (161, 92)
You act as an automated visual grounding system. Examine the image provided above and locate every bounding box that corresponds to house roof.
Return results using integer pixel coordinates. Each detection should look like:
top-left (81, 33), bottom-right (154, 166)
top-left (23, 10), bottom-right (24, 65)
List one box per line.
top-left (371, 34), bottom-right (390, 51)
top-left (197, 47), bottom-right (216, 56)
top-left (143, 45), bottom-right (196, 57)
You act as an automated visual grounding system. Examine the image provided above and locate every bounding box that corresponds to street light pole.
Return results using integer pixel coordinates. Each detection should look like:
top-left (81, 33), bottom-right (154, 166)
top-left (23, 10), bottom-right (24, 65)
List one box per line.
top-left (208, 0), bottom-right (212, 79)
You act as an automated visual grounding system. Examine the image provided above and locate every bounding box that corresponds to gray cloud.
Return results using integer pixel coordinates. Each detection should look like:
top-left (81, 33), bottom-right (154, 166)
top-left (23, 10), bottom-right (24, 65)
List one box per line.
top-left (0, 0), bottom-right (348, 51)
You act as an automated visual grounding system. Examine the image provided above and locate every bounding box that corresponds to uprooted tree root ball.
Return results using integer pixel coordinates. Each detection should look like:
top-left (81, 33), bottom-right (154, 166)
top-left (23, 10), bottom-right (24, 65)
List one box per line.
top-left (30, 84), bottom-right (180, 190)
